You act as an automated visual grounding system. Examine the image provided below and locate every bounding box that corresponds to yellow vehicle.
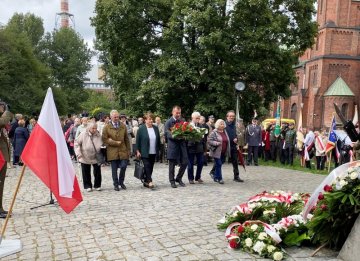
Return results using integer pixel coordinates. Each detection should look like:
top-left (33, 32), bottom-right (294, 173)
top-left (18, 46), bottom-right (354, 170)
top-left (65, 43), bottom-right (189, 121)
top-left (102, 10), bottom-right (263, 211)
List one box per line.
top-left (261, 118), bottom-right (296, 128)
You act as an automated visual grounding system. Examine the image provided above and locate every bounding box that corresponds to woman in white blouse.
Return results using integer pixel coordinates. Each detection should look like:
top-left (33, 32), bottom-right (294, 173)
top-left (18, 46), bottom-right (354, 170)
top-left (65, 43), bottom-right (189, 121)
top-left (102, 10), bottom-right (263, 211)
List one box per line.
top-left (135, 112), bottom-right (161, 188)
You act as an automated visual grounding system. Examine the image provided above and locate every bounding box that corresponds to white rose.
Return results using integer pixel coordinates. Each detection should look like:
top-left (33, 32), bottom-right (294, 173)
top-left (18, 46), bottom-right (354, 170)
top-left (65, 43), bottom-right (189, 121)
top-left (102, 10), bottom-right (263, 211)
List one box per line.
top-left (250, 224), bottom-right (258, 231)
top-left (339, 180), bottom-right (348, 187)
top-left (350, 171), bottom-right (359, 180)
top-left (267, 245), bottom-right (276, 253)
top-left (258, 232), bottom-right (267, 240)
top-left (253, 241), bottom-right (266, 254)
top-left (245, 238), bottom-right (253, 247)
top-left (273, 251), bottom-right (283, 261)
top-left (232, 211), bottom-right (239, 217)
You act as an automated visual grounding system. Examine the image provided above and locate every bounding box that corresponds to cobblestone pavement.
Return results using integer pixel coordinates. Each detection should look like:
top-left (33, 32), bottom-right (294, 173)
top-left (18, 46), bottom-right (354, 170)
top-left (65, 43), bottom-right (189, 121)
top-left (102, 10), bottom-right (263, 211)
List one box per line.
top-left (1, 162), bottom-right (341, 261)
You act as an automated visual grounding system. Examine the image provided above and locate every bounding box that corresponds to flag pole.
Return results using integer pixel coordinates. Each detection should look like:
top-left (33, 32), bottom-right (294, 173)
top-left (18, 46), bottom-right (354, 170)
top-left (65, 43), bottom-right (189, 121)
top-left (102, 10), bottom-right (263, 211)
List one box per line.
top-left (0, 165), bottom-right (27, 245)
top-left (327, 152), bottom-right (332, 173)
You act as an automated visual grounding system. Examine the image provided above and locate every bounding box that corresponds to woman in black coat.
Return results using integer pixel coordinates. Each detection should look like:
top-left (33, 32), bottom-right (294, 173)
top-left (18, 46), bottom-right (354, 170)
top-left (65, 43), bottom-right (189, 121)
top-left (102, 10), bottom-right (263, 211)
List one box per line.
top-left (136, 112), bottom-right (160, 188)
top-left (13, 119), bottom-right (29, 165)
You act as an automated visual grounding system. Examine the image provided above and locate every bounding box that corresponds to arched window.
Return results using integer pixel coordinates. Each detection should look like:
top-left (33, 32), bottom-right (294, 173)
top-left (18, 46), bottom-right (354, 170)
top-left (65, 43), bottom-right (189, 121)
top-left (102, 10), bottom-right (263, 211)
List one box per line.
top-left (341, 103), bottom-right (348, 119)
top-left (291, 103), bottom-right (297, 120)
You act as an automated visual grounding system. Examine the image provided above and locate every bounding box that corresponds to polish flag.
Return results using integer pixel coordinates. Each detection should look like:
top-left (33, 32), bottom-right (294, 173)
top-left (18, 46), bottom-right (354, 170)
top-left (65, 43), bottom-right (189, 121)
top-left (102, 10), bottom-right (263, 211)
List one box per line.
top-left (21, 88), bottom-right (82, 213)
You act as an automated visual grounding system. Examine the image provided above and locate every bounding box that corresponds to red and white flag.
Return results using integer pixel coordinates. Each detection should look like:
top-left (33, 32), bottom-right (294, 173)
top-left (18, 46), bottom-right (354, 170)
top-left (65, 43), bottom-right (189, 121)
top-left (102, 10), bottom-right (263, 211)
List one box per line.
top-left (21, 88), bottom-right (82, 213)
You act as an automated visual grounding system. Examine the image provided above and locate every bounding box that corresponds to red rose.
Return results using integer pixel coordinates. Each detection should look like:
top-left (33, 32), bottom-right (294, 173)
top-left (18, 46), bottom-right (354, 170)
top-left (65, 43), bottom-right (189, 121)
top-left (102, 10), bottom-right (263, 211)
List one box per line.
top-left (320, 204), bottom-right (327, 211)
top-left (189, 127), bottom-right (193, 131)
top-left (318, 193), bottom-right (324, 200)
top-left (237, 225), bottom-right (244, 234)
top-left (229, 239), bottom-right (238, 249)
top-left (324, 185), bottom-right (333, 192)
top-left (175, 123), bottom-right (180, 129)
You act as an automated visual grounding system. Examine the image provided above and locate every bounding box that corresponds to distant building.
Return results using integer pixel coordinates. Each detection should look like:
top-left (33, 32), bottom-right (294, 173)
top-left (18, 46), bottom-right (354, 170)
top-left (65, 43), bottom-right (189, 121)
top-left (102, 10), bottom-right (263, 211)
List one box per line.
top-left (84, 65), bottom-right (112, 93)
top-left (281, 0), bottom-right (360, 129)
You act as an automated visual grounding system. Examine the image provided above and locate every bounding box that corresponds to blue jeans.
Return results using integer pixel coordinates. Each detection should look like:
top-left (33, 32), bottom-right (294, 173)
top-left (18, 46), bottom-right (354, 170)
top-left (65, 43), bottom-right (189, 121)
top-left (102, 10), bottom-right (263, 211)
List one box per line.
top-left (214, 154), bottom-right (226, 180)
top-left (187, 152), bottom-right (204, 181)
top-left (111, 159), bottom-right (128, 187)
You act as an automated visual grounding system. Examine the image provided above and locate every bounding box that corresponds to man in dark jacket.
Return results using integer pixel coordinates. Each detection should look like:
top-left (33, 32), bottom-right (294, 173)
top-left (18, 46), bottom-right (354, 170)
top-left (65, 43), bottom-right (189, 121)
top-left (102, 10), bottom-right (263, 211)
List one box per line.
top-left (246, 117), bottom-right (262, 166)
top-left (165, 106), bottom-right (188, 188)
top-left (225, 111), bottom-right (244, 182)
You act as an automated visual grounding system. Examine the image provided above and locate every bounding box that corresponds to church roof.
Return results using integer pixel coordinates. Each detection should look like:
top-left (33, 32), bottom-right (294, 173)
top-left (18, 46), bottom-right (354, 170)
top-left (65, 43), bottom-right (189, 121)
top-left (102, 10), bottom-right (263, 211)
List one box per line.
top-left (323, 77), bottom-right (355, 96)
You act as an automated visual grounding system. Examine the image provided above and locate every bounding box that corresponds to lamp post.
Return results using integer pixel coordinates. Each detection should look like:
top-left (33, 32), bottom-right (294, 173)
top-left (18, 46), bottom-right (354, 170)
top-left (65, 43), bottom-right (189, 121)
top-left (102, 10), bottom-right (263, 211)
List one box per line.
top-left (235, 81), bottom-right (246, 123)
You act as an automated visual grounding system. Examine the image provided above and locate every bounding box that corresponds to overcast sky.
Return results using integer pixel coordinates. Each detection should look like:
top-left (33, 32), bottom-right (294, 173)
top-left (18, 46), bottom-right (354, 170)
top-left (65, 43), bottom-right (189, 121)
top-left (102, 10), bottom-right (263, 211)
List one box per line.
top-left (0, 0), bottom-right (99, 79)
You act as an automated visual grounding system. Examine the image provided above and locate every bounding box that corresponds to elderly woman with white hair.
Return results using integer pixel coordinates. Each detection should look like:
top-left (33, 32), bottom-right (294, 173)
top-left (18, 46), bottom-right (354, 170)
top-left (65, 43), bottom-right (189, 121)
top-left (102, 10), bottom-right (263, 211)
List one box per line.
top-left (75, 122), bottom-right (103, 192)
top-left (207, 119), bottom-right (230, 184)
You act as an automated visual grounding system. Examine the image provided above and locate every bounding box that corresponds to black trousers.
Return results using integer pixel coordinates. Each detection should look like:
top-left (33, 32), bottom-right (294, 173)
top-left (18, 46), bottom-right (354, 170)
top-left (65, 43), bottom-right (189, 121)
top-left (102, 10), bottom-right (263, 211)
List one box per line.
top-left (247, 146), bottom-right (259, 165)
top-left (0, 165), bottom-right (7, 211)
top-left (81, 163), bottom-right (102, 189)
top-left (168, 160), bottom-right (187, 183)
top-left (316, 156), bottom-right (326, 170)
top-left (270, 141), bottom-right (277, 161)
top-left (142, 154), bottom-right (156, 183)
top-left (284, 146), bottom-right (294, 165)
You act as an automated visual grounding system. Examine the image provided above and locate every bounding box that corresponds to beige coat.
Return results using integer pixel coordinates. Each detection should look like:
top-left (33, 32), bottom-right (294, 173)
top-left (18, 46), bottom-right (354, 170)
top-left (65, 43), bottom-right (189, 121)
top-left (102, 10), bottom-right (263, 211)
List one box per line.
top-left (102, 123), bottom-right (130, 161)
top-left (75, 130), bottom-right (103, 165)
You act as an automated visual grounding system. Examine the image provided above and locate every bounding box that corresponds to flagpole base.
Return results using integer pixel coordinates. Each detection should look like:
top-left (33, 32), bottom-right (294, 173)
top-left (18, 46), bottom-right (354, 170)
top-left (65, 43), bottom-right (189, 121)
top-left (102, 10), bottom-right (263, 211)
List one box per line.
top-left (0, 239), bottom-right (22, 258)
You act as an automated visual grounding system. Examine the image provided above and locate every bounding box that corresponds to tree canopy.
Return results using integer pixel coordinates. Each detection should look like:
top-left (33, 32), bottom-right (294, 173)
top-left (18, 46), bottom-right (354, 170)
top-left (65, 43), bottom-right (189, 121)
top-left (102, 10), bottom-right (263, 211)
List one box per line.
top-left (92, 0), bottom-right (317, 120)
top-left (0, 13), bottom-right (93, 116)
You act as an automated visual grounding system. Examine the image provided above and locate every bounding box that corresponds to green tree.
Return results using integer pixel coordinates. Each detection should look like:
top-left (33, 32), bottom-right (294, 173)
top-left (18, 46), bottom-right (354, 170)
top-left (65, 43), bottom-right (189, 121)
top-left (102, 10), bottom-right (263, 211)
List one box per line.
top-left (5, 12), bottom-right (45, 48)
top-left (80, 89), bottom-right (118, 117)
top-left (39, 28), bottom-right (94, 113)
top-left (92, 0), bottom-right (317, 121)
top-left (0, 28), bottom-right (50, 115)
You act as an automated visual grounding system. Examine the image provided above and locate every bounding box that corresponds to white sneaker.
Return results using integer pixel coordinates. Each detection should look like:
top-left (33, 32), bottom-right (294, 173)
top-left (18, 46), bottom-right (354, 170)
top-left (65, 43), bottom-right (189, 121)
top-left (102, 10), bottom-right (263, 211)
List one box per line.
top-left (96, 187), bottom-right (101, 191)
top-left (86, 188), bottom-right (92, 192)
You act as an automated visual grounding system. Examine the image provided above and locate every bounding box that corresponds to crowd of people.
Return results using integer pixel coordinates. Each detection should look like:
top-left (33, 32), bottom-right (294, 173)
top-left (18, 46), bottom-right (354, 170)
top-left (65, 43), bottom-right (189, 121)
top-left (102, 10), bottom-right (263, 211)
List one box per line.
top-left (2, 103), bottom-right (360, 199)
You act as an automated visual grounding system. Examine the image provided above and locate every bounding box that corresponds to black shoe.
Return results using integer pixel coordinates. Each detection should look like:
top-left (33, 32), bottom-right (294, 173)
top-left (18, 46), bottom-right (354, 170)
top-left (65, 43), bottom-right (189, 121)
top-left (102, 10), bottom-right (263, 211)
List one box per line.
top-left (214, 178), bottom-right (220, 183)
top-left (189, 180), bottom-right (195, 184)
top-left (114, 186), bottom-right (120, 191)
top-left (176, 180), bottom-right (186, 187)
top-left (0, 210), bottom-right (8, 215)
top-left (0, 212), bottom-right (8, 219)
top-left (219, 179), bottom-right (224, 184)
top-left (234, 177), bottom-right (244, 182)
top-left (120, 184), bottom-right (127, 190)
top-left (254, 163), bottom-right (259, 166)
top-left (209, 172), bottom-right (214, 179)
top-left (171, 182), bottom-right (177, 188)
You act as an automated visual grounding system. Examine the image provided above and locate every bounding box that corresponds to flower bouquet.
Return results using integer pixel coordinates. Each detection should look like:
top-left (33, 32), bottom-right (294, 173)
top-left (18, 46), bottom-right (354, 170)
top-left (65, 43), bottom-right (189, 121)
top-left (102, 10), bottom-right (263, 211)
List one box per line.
top-left (218, 191), bottom-right (310, 230)
top-left (306, 161), bottom-right (360, 249)
top-left (225, 221), bottom-right (285, 260)
top-left (171, 121), bottom-right (207, 142)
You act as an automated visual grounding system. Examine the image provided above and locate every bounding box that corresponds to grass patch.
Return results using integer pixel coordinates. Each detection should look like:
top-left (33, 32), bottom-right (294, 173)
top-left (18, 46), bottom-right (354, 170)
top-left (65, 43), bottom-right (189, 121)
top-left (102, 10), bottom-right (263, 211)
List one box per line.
top-left (257, 156), bottom-right (334, 175)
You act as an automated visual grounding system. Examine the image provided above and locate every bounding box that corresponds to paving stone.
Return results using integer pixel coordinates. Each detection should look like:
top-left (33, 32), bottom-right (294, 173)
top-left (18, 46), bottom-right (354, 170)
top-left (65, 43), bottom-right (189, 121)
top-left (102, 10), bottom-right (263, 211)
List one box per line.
top-left (1, 163), bottom-right (342, 260)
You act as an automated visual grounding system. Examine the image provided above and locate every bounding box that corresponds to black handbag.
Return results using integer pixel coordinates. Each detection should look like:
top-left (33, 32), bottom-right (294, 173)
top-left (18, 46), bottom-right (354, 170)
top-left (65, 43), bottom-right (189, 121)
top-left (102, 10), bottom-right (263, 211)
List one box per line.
top-left (134, 159), bottom-right (145, 181)
top-left (91, 137), bottom-right (105, 166)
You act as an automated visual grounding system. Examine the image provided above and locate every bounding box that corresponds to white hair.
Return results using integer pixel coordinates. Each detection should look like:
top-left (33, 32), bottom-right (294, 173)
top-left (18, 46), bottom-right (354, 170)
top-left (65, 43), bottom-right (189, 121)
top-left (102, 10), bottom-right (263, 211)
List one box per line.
top-left (215, 119), bottom-right (225, 129)
top-left (87, 122), bottom-right (98, 131)
top-left (110, 110), bottom-right (119, 117)
top-left (191, 111), bottom-right (201, 119)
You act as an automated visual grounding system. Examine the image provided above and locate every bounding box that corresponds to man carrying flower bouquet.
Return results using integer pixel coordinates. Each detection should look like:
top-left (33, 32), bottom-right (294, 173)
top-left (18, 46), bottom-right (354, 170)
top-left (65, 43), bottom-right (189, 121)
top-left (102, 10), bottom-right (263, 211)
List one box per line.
top-left (165, 105), bottom-right (188, 188)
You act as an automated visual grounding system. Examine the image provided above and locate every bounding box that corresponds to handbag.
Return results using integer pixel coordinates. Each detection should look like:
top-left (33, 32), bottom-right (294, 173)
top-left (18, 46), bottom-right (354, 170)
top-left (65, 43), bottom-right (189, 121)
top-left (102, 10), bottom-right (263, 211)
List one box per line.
top-left (134, 159), bottom-right (145, 181)
top-left (90, 136), bottom-right (105, 166)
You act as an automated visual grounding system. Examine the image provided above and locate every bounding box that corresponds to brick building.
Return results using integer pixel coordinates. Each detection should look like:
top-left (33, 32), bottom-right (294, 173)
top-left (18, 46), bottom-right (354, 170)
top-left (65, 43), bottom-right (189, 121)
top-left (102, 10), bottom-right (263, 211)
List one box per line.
top-left (282, 0), bottom-right (360, 130)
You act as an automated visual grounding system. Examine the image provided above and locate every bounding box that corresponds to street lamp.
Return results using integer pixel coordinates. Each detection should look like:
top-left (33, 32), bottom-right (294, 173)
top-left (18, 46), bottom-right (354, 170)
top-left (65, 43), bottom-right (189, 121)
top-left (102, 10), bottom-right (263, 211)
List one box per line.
top-left (235, 81), bottom-right (246, 122)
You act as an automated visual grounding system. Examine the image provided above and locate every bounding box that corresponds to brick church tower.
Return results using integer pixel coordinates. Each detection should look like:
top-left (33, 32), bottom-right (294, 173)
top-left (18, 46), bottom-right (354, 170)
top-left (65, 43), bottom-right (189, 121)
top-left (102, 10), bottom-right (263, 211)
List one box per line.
top-left (282, 0), bottom-right (360, 129)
